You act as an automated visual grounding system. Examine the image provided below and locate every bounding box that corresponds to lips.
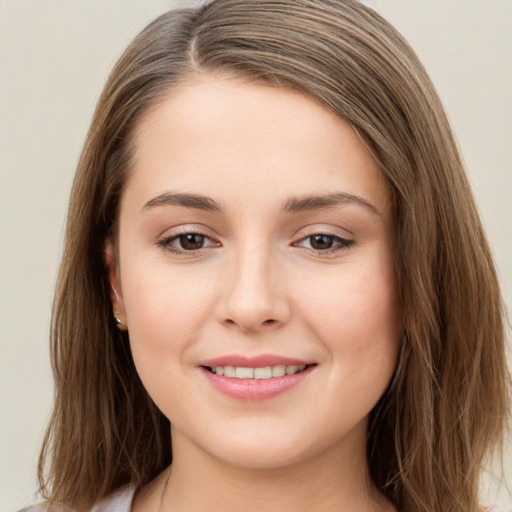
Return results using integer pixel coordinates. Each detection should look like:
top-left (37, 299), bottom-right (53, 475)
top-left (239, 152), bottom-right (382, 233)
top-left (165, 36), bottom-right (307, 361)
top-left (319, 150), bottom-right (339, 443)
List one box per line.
top-left (198, 355), bottom-right (316, 400)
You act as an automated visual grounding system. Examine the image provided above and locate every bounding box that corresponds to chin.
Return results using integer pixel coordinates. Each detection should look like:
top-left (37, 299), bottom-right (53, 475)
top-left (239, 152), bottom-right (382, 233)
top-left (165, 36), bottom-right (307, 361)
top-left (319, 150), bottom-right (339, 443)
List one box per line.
top-left (211, 442), bottom-right (312, 470)
top-left (182, 416), bottom-right (365, 471)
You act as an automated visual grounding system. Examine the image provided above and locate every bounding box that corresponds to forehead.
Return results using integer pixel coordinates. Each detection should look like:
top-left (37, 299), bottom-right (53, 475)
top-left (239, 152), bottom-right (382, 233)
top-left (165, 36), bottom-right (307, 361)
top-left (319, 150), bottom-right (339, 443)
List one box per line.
top-left (125, 75), bottom-right (391, 215)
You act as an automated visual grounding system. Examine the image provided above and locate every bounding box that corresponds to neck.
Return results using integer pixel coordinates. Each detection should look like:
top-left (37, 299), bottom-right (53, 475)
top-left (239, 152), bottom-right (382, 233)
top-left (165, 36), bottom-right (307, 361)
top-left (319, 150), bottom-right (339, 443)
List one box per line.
top-left (155, 428), bottom-right (393, 512)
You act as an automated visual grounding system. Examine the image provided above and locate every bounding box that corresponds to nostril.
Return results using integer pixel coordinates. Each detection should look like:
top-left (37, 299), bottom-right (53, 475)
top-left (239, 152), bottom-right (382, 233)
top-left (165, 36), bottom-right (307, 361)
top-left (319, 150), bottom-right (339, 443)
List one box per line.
top-left (222, 317), bottom-right (279, 330)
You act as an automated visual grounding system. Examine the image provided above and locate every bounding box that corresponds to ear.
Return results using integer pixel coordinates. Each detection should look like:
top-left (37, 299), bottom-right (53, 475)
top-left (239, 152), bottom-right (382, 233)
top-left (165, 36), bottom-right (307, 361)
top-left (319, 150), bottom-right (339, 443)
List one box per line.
top-left (103, 238), bottom-right (128, 331)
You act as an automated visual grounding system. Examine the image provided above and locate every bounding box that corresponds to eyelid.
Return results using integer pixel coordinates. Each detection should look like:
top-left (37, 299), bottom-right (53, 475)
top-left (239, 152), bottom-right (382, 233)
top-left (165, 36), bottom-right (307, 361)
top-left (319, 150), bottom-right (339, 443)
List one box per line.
top-left (292, 229), bottom-right (355, 255)
top-left (155, 223), bottom-right (219, 243)
top-left (156, 225), bottom-right (221, 254)
top-left (293, 225), bottom-right (353, 243)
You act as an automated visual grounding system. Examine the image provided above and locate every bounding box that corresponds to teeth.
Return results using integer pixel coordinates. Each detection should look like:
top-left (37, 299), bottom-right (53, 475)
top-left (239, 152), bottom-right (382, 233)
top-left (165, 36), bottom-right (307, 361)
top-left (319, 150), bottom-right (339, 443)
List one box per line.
top-left (272, 365), bottom-right (286, 377)
top-left (211, 364), bottom-right (307, 379)
top-left (235, 367), bottom-right (254, 379)
top-left (224, 366), bottom-right (235, 377)
top-left (254, 366), bottom-right (272, 379)
top-left (286, 365), bottom-right (299, 375)
top-left (285, 364), bottom-right (306, 375)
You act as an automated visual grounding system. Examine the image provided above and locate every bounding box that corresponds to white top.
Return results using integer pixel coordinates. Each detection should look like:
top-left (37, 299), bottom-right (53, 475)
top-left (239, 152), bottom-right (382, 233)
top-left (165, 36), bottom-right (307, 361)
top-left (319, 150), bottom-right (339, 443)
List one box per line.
top-left (90, 486), bottom-right (135, 512)
top-left (19, 486), bottom-right (511, 512)
top-left (18, 486), bottom-right (135, 512)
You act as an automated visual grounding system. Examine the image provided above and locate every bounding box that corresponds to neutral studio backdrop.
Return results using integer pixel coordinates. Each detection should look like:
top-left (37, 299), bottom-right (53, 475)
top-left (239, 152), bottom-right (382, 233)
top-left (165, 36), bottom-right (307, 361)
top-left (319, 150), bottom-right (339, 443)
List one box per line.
top-left (1, 0), bottom-right (511, 509)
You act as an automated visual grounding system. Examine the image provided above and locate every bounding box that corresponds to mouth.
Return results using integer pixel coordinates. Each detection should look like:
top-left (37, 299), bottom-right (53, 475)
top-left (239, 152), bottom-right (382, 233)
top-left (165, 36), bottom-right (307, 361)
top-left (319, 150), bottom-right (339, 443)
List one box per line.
top-left (199, 359), bottom-right (317, 400)
top-left (202, 364), bottom-right (314, 379)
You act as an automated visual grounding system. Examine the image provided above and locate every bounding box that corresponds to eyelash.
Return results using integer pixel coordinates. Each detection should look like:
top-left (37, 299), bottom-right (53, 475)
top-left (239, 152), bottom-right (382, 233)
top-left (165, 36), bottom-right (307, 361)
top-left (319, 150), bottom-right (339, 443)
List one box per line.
top-left (156, 229), bottom-right (217, 255)
top-left (293, 232), bottom-right (355, 255)
top-left (156, 231), bottom-right (354, 256)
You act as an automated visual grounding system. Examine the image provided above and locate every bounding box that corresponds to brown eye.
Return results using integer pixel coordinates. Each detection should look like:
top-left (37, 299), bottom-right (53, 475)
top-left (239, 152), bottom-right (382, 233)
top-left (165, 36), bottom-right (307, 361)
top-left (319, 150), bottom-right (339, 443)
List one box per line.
top-left (309, 234), bottom-right (335, 250)
top-left (294, 233), bottom-right (354, 254)
top-left (178, 233), bottom-right (205, 250)
top-left (157, 231), bottom-right (219, 254)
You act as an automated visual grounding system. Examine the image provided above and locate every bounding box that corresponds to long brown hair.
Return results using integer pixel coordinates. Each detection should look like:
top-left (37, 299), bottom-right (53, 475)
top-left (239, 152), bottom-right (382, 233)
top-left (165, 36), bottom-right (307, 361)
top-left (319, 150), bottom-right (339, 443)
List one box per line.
top-left (38, 1), bottom-right (510, 510)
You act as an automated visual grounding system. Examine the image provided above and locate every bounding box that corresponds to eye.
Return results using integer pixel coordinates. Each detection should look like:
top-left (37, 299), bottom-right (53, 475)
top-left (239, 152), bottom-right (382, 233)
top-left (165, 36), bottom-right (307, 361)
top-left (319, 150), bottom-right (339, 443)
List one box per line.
top-left (157, 231), bottom-right (218, 253)
top-left (175, 233), bottom-right (208, 251)
top-left (295, 233), bottom-right (354, 253)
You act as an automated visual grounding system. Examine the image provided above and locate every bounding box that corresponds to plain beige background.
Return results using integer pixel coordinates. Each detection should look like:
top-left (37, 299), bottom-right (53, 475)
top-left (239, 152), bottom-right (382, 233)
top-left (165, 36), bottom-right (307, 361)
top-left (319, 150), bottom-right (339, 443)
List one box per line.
top-left (1, 0), bottom-right (511, 509)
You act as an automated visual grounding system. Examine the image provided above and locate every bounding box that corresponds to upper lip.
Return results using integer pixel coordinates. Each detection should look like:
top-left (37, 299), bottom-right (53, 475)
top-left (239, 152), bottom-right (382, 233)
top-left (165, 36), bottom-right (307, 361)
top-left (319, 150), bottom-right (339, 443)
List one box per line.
top-left (199, 354), bottom-right (315, 368)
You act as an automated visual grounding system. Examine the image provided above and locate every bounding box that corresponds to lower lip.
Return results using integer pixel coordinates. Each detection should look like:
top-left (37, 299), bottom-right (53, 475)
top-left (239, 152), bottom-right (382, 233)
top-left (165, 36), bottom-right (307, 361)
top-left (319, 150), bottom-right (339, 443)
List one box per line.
top-left (200, 366), bottom-right (315, 400)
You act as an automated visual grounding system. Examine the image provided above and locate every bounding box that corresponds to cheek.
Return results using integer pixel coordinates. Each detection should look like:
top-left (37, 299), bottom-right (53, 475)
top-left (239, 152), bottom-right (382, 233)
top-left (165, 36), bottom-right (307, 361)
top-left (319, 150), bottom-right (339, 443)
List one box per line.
top-left (120, 256), bottom-right (217, 372)
top-left (120, 265), bottom-right (218, 420)
top-left (300, 257), bottom-right (401, 379)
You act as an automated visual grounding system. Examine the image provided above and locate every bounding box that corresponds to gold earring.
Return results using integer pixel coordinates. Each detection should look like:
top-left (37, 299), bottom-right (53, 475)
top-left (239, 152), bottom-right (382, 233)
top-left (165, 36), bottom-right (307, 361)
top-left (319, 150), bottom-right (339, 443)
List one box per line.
top-left (114, 312), bottom-right (128, 331)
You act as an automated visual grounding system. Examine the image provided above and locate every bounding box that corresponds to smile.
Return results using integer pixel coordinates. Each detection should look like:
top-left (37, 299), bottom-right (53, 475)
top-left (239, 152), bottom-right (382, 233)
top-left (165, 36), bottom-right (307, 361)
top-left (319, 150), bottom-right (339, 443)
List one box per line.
top-left (199, 358), bottom-right (316, 400)
top-left (207, 364), bottom-right (308, 379)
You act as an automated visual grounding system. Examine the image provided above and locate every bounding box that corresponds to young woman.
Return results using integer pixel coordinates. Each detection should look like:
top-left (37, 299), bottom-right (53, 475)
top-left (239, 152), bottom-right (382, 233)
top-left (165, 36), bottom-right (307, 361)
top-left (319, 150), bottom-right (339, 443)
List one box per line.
top-left (30, 1), bottom-right (509, 511)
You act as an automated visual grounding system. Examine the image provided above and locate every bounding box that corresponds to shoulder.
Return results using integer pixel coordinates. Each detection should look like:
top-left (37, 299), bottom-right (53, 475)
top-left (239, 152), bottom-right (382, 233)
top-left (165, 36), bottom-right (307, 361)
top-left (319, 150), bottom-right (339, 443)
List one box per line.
top-left (483, 506), bottom-right (512, 512)
top-left (16, 485), bottom-right (135, 512)
top-left (90, 486), bottom-right (135, 512)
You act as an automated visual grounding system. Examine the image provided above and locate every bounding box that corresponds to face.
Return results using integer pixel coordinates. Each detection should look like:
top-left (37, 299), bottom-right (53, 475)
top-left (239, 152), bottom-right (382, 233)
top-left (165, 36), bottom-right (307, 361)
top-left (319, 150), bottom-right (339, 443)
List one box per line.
top-left (106, 75), bottom-right (402, 469)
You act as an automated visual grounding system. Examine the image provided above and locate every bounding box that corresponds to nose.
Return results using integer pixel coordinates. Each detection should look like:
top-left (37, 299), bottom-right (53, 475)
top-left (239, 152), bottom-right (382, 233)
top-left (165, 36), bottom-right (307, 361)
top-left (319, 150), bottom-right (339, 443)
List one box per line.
top-left (216, 246), bottom-right (291, 333)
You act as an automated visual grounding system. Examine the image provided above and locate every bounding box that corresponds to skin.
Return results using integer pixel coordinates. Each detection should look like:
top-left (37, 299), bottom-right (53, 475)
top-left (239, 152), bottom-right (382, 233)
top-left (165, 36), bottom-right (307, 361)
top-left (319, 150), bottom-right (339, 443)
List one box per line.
top-left (105, 75), bottom-right (402, 512)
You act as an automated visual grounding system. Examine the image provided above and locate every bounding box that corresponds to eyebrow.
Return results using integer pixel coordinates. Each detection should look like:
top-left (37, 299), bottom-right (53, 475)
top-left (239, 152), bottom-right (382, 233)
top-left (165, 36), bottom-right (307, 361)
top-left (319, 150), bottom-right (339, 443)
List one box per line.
top-left (282, 192), bottom-right (381, 216)
top-left (142, 192), bottom-right (221, 212)
top-left (142, 191), bottom-right (380, 216)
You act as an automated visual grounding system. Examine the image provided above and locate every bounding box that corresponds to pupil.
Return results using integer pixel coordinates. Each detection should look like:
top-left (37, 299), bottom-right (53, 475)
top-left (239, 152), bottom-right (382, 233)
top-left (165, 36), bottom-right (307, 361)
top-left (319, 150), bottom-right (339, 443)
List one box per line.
top-left (311, 235), bottom-right (333, 250)
top-left (180, 234), bottom-right (204, 250)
